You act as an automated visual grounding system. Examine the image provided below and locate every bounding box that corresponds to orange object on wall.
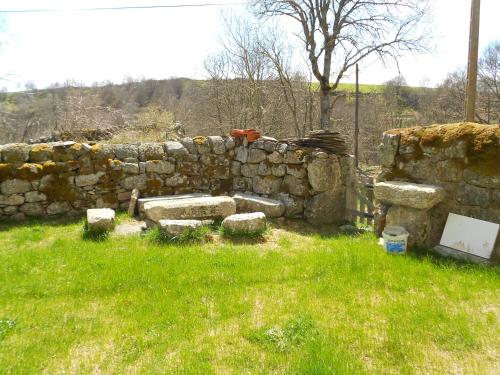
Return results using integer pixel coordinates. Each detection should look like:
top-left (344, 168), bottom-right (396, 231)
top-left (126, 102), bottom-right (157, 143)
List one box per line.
top-left (230, 129), bottom-right (261, 142)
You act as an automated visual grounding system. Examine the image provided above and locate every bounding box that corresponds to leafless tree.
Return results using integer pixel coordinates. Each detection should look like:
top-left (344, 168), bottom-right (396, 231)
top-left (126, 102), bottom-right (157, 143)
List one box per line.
top-left (251, 0), bottom-right (430, 129)
top-left (479, 41), bottom-right (500, 102)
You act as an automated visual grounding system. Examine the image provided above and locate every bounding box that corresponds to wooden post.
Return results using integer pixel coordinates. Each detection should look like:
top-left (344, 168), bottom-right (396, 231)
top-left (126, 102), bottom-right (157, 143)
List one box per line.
top-left (354, 64), bottom-right (360, 168)
top-left (465, 0), bottom-right (481, 122)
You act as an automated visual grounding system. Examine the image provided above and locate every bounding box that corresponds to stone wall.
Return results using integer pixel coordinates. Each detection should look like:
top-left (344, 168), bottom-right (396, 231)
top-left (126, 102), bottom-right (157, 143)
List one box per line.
top-left (377, 122), bottom-right (499, 261)
top-left (0, 136), bottom-right (352, 225)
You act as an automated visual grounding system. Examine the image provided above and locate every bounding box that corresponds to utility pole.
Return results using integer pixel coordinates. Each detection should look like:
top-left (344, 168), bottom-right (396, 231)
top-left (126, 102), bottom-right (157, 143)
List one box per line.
top-left (465, 0), bottom-right (481, 122)
top-left (354, 64), bottom-right (360, 168)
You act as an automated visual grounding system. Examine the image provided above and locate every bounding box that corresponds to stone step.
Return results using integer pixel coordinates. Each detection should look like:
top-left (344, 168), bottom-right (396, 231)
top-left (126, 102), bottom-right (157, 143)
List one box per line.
top-left (222, 212), bottom-right (267, 233)
top-left (159, 219), bottom-right (205, 236)
top-left (137, 193), bottom-right (211, 217)
top-left (232, 192), bottom-right (285, 218)
top-left (374, 181), bottom-right (445, 210)
top-left (144, 196), bottom-right (236, 223)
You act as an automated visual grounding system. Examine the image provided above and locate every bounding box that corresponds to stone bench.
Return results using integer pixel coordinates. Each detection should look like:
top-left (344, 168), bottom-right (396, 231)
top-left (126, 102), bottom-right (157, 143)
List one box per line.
top-left (144, 195), bottom-right (236, 223)
top-left (232, 192), bottom-right (285, 218)
top-left (137, 193), bottom-right (211, 218)
top-left (374, 181), bottom-right (445, 247)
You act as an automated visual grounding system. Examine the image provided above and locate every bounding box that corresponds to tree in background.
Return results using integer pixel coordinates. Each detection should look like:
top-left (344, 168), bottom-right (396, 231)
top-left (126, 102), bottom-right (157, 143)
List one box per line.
top-left (479, 41), bottom-right (499, 102)
top-left (251, 0), bottom-right (430, 129)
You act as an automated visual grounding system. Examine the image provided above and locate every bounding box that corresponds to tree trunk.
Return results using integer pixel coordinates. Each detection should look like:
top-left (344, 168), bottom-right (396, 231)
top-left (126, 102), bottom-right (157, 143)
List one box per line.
top-left (319, 86), bottom-right (331, 129)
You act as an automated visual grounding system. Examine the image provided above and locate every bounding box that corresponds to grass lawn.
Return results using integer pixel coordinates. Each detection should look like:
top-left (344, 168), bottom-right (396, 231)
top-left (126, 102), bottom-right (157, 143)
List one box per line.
top-left (0, 216), bottom-right (498, 374)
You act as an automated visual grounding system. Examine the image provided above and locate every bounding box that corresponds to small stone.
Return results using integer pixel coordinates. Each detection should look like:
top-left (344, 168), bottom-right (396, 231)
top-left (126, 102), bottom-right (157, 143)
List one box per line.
top-left (268, 151), bottom-right (284, 164)
top-left (159, 219), bottom-right (205, 236)
top-left (224, 137), bottom-right (236, 151)
top-left (275, 193), bottom-right (304, 218)
top-left (235, 146), bottom-right (248, 163)
top-left (1, 179), bottom-right (32, 195)
top-left (286, 165), bottom-right (306, 178)
top-left (282, 175), bottom-right (307, 197)
top-left (117, 191), bottom-right (132, 202)
top-left (120, 163), bottom-right (140, 174)
top-left (128, 188), bottom-right (140, 216)
top-left (285, 150), bottom-right (304, 164)
top-left (379, 133), bottom-right (400, 167)
top-left (145, 160), bottom-right (175, 174)
top-left (276, 143), bottom-right (287, 154)
top-left (258, 161), bottom-right (272, 176)
top-left (138, 143), bottom-right (165, 161)
top-left (165, 173), bottom-right (188, 187)
top-left (166, 141), bottom-right (189, 157)
top-left (0, 194), bottom-right (25, 206)
top-left (231, 161), bottom-right (242, 176)
top-left (180, 137), bottom-right (198, 154)
top-left (3, 206), bottom-right (18, 215)
top-left (193, 136), bottom-right (211, 154)
top-left (253, 176), bottom-right (282, 195)
top-left (247, 148), bottom-right (267, 163)
top-left (241, 164), bottom-right (259, 178)
top-left (120, 175), bottom-right (148, 190)
top-left (222, 212), bottom-right (266, 233)
top-left (112, 144), bottom-right (139, 160)
top-left (25, 191), bottom-right (47, 203)
top-left (19, 202), bottom-right (44, 216)
top-left (87, 208), bottom-right (115, 232)
top-left (455, 183), bottom-right (490, 207)
top-left (1, 143), bottom-right (31, 163)
top-left (75, 172), bottom-right (105, 187)
top-left (30, 144), bottom-right (53, 162)
top-left (207, 136), bottom-right (226, 155)
top-left (272, 164), bottom-right (286, 177)
top-left (47, 201), bottom-right (71, 215)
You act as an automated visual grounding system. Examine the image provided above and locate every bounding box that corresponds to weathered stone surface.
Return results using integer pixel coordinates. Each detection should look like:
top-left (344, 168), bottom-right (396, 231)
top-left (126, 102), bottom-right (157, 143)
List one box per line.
top-left (282, 175), bottom-right (307, 197)
top-left (231, 161), bottom-right (242, 176)
top-left (222, 212), bottom-right (266, 233)
top-left (379, 133), bottom-right (400, 167)
top-left (1, 143), bottom-right (31, 163)
top-left (145, 160), bottom-right (175, 174)
top-left (1, 179), bottom-right (32, 195)
top-left (0, 194), bottom-right (25, 206)
top-left (119, 162), bottom-right (140, 174)
top-left (3, 206), bottom-right (18, 215)
top-left (304, 191), bottom-right (343, 225)
top-left (128, 188), bottom-right (140, 216)
top-left (247, 148), bottom-right (267, 163)
top-left (464, 169), bottom-right (500, 189)
top-left (30, 144), bottom-right (53, 162)
top-left (235, 146), bottom-right (248, 163)
top-left (19, 202), bottom-right (44, 216)
top-left (257, 161), bottom-right (272, 176)
top-left (114, 220), bottom-right (147, 236)
top-left (47, 201), bottom-right (71, 215)
top-left (272, 164), bottom-right (286, 177)
top-left (166, 141), bottom-right (188, 157)
top-left (165, 173), bottom-right (188, 187)
top-left (268, 151), bottom-right (283, 164)
top-left (420, 139), bottom-right (467, 160)
top-left (233, 192), bottom-right (285, 218)
top-left (434, 159), bottom-right (464, 182)
top-left (275, 193), bottom-right (304, 218)
top-left (178, 162), bottom-right (201, 176)
top-left (25, 191), bottom-right (47, 203)
top-left (374, 181), bottom-right (446, 210)
top-left (385, 205), bottom-right (430, 247)
top-left (120, 175), bottom-right (148, 190)
top-left (144, 196), bottom-right (236, 222)
top-left (193, 137), bottom-right (211, 154)
top-left (137, 193), bottom-right (211, 214)
top-left (233, 177), bottom-right (252, 191)
top-left (286, 165), bottom-right (306, 178)
top-left (285, 150), bottom-right (305, 164)
top-left (159, 219), bottom-right (205, 235)
top-left (241, 164), bottom-right (259, 178)
top-left (252, 176), bottom-right (282, 195)
top-left (207, 136), bottom-right (226, 155)
top-left (75, 172), bottom-right (105, 187)
top-left (455, 183), bottom-right (490, 207)
top-left (112, 144), bottom-right (139, 160)
top-left (180, 137), bottom-right (198, 154)
top-left (224, 137), bottom-right (236, 151)
top-left (139, 143), bottom-right (164, 161)
top-left (308, 157), bottom-right (342, 192)
top-left (87, 208), bottom-right (115, 232)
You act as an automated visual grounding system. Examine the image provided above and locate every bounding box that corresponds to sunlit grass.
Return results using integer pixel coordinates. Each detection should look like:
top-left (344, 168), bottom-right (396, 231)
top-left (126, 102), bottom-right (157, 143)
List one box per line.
top-left (0, 217), bottom-right (498, 374)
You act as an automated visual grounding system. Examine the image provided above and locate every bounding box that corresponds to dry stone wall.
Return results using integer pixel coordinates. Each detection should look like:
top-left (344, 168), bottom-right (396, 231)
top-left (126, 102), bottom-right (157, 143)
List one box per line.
top-left (0, 136), bottom-right (352, 225)
top-left (376, 123), bottom-right (499, 261)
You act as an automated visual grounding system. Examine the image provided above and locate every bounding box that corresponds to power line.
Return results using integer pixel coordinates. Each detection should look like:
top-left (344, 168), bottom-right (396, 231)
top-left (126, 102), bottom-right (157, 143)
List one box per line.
top-left (0, 2), bottom-right (246, 14)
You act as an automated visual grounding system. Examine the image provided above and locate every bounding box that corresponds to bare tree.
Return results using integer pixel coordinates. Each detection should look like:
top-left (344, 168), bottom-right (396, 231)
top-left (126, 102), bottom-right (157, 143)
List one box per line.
top-left (251, 0), bottom-right (430, 129)
top-left (479, 41), bottom-right (500, 102)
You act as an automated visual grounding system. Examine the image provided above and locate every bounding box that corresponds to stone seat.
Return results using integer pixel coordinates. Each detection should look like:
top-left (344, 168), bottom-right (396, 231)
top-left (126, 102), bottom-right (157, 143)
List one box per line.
top-left (87, 208), bottom-right (115, 232)
top-left (222, 212), bottom-right (267, 233)
top-left (232, 192), bottom-right (285, 218)
top-left (144, 195), bottom-right (236, 223)
top-left (138, 193), bottom-right (211, 218)
top-left (374, 181), bottom-right (445, 210)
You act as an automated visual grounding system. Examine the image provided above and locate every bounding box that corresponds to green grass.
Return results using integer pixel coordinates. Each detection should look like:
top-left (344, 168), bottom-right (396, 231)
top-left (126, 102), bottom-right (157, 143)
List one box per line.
top-left (0, 217), bottom-right (498, 374)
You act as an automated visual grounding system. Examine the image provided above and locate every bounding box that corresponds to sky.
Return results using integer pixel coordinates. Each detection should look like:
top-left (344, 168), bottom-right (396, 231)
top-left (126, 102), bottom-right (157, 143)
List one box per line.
top-left (0, 0), bottom-right (499, 91)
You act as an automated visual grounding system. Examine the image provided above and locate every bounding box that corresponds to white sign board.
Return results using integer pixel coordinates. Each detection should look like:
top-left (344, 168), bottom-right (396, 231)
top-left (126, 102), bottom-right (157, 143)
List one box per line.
top-left (440, 213), bottom-right (499, 259)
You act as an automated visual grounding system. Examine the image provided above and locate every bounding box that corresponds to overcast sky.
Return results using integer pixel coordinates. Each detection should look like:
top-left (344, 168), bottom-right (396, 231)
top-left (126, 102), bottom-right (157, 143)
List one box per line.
top-left (1, 0), bottom-right (499, 91)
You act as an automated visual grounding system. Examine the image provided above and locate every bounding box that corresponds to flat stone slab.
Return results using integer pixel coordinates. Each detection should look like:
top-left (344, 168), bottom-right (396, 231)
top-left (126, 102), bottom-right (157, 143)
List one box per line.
top-left (232, 192), bottom-right (285, 218)
top-left (87, 208), bottom-right (115, 232)
top-left (137, 193), bottom-right (211, 216)
top-left (374, 181), bottom-right (445, 210)
top-left (159, 219), bottom-right (205, 236)
top-left (114, 220), bottom-right (147, 236)
top-left (222, 212), bottom-right (266, 233)
top-left (144, 196), bottom-right (236, 223)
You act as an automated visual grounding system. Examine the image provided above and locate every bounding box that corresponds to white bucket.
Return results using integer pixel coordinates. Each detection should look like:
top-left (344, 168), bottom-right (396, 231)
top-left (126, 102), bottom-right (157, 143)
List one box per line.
top-left (382, 226), bottom-right (409, 254)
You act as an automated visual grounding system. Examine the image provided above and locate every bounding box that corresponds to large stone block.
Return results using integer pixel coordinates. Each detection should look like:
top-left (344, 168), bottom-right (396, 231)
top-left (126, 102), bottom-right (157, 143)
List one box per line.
top-left (87, 208), bottom-right (115, 232)
top-left (180, 137), bottom-right (198, 154)
top-left (0, 194), bottom-right (25, 206)
top-left (1, 143), bottom-right (31, 163)
top-left (235, 146), bottom-right (249, 163)
top-left (385, 205), bottom-right (430, 247)
top-left (455, 183), bottom-right (490, 207)
top-left (145, 160), bottom-right (175, 174)
top-left (282, 175), bottom-right (307, 197)
top-left (464, 169), bottom-right (500, 189)
top-left (207, 136), bottom-right (226, 155)
top-left (241, 164), bottom-right (259, 178)
top-left (247, 148), bottom-right (267, 163)
top-left (233, 192), bottom-right (285, 218)
top-left (30, 144), bottom-right (54, 162)
top-left (166, 141), bottom-right (189, 157)
top-left (112, 144), bottom-right (139, 160)
top-left (252, 176), bottom-right (282, 195)
top-left (275, 193), bottom-right (304, 218)
top-left (47, 201), bottom-right (71, 215)
top-left (120, 175), bottom-right (148, 190)
top-left (374, 181), bottom-right (445, 209)
top-left (144, 196), bottom-right (236, 222)
top-left (19, 202), bottom-right (44, 216)
top-left (25, 191), bottom-right (47, 203)
top-left (222, 212), bottom-right (266, 233)
top-left (1, 179), bottom-right (32, 195)
top-left (75, 172), bottom-right (105, 187)
top-left (304, 191), bottom-right (343, 225)
top-left (307, 157), bottom-right (342, 192)
top-left (379, 133), bottom-right (400, 167)
top-left (138, 143), bottom-right (165, 161)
